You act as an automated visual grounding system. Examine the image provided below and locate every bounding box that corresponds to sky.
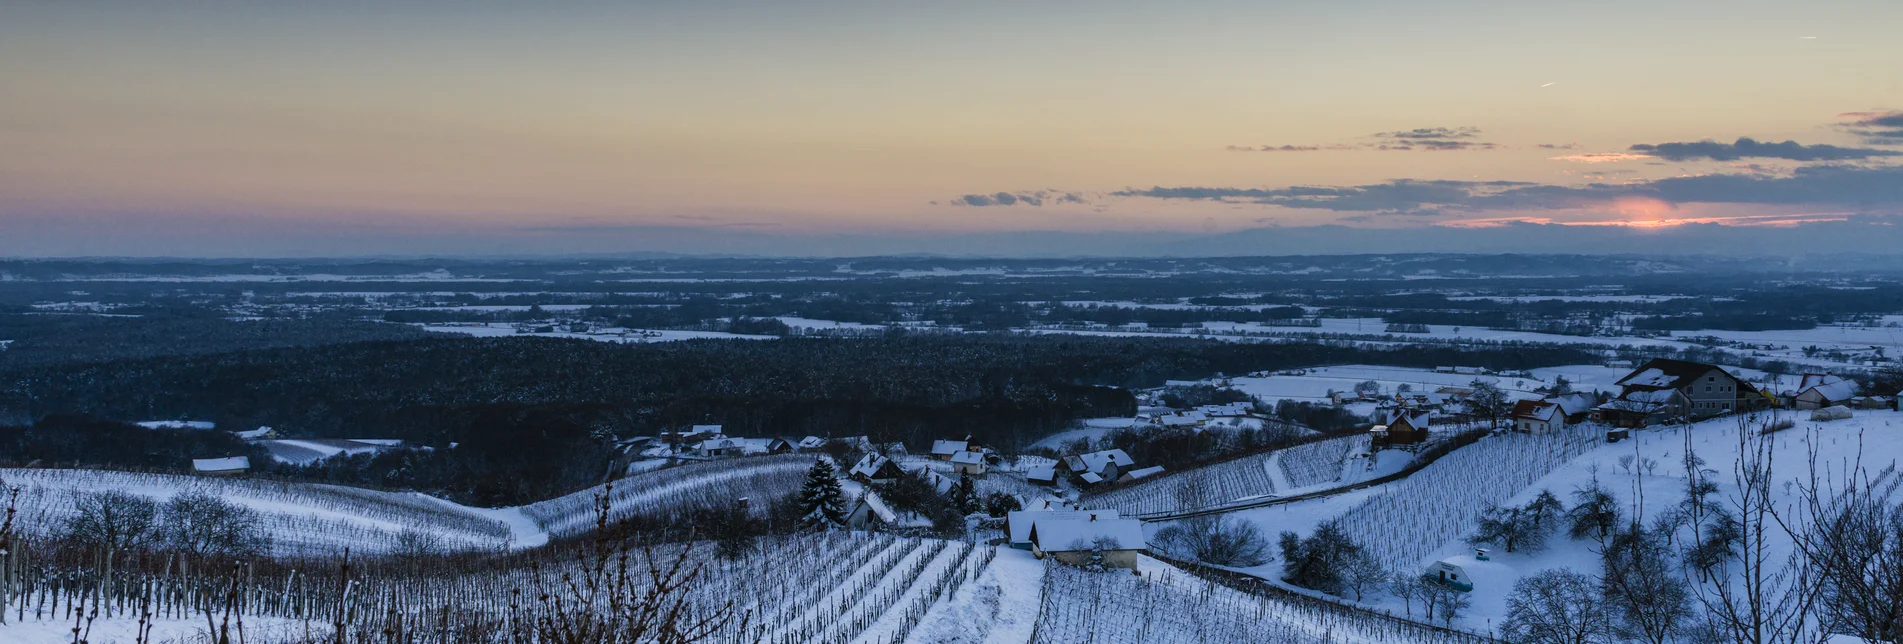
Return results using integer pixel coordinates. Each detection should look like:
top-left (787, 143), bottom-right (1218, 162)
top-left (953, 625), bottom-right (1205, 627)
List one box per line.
top-left (3, 1), bottom-right (1902, 257)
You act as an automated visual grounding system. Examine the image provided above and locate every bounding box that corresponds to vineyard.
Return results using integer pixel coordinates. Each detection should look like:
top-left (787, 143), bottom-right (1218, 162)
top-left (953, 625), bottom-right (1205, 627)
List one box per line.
top-left (1080, 451), bottom-right (1278, 517)
top-left (1029, 557), bottom-right (1489, 644)
top-left (1276, 434), bottom-right (1369, 489)
top-left (0, 527), bottom-right (996, 644)
top-left (1332, 423), bottom-right (1602, 571)
top-left (0, 468), bottom-right (513, 556)
top-left (520, 454), bottom-right (812, 538)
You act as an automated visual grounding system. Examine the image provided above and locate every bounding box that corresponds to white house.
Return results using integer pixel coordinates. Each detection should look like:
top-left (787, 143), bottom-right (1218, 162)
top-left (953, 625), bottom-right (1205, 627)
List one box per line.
top-left (950, 450), bottom-right (988, 476)
top-left (930, 439), bottom-right (969, 461)
top-left (1425, 559), bottom-right (1474, 592)
top-left (1510, 400), bottom-right (1564, 434)
top-left (1028, 516), bottom-right (1146, 571)
top-left (1005, 508), bottom-right (1120, 549)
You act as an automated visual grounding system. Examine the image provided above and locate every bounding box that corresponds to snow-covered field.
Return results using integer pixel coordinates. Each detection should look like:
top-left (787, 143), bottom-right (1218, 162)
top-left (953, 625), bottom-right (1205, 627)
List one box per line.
top-left (416, 322), bottom-right (778, 342)
top-left (1223, 364), bottom-right (1563, 405)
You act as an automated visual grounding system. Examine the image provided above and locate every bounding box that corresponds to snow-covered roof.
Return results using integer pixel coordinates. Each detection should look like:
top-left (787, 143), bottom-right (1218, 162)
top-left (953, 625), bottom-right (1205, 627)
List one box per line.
top-left (734, 437), bottom-right (784, 454)
top-left (1511, 400), bottom-right (1561, 423)
top-left (1030, 517), bottom-right (1146, 552)
top-left (1063, 449), bottom-right (1135, 475)
top-left (690, 424), bottom-right (723, 434)
top-left (950, 450), bottom-right (986, 465)
top-left (850, 454), bottom-right (895, 479)
top-left (1026, 464), bottom-right (1057, 482)
top-left (1197, 403), bottom-right (1251, 417)
top-left (857, 491), bottom-right (897, 523)
top-left (798, 436), bottom-right (828, 449)
top-left (1079, 472), bottom-right (1104, 484)
top-left (138, 420), bottom-right (215, 430)
top-left (192, 456), bottom-right (250, 472)
top-left (1007, 509), bottom-right (1121, 544)
top-left (1797, 376), bottom-right (1858, 403)
top-left (233, 427), bottom-right (272, 440)
top-left (1384, 410), bottom-right (1431, 429)
top-left (1121, 465), bottom-right (1165, 480)
top-left (1158, 412), bottom-right (1205, 426)
top-left (931, 439), bottom-right (968, 456)
top-left (1620, 389), bottom-right (1679, 404)
top-left (695, 438), bottom-right (741, 451)
top-left (1548, 393), bottom-right (1596, 416)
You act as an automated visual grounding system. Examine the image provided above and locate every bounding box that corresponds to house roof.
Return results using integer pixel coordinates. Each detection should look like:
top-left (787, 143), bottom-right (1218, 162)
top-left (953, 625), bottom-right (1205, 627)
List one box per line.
top-left (1384, 410), bottom-right (1432, 430)
top-left (1030, 517), bottom-right (1146, 552)
top-left (1026, 464), bottom-right (1057, 482)
top-left (850, 454), bottom-right (896, 479)
top-left (1511, 400), bottom-right (1561, 422)
top-left (931, 439), bottom-right (968, 456)
top-left (798, 436), bottom-right (828, 448)
top-left (1614, 358), bottom-right (1754, 394)
top-left (856, 491), bottom-right (897, 523)
top-left (734, 438), bottom-right (784, 454)
top-left (950, 450), bottom-right (986, 465)
top-left (192, 456), bottom-right (250, 472)
top-left (1796, 375), bottom-right (1858, 402)
top-left (689, 424), bottom-right (723, 434)
top-left (1121, 465), bottom-right (1165, 480)
top-left (1063, 449), bottom-right (1135, 475)
top-left (1007, 509), bottom-right (1121, 543)
top-left (1548, 393), bottom-right (1596, 416)
top-left (1079, 472), bottom-right (1104, 484)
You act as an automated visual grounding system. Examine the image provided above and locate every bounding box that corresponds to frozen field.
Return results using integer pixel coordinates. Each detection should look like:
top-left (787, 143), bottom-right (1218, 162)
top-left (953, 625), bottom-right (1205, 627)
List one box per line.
top-left (416, 322), bottom-right (778, 342)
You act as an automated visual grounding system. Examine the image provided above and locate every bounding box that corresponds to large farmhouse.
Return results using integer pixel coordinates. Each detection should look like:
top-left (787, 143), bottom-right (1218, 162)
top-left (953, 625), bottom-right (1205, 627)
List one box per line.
top-left (1597, 358), bottom-right (1765, 426)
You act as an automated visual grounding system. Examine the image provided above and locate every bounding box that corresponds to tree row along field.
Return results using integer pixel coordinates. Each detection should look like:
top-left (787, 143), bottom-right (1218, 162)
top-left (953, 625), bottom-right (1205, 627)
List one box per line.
top-left (1, 467), bottom-right (512, 556)
top-left (1333, 423), bottom-right (1603, 571)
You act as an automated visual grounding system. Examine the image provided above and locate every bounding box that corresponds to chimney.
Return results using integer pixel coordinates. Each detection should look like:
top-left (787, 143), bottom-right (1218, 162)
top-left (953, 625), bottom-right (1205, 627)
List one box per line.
top-left (1089, 513), bottom-right (1097, 521)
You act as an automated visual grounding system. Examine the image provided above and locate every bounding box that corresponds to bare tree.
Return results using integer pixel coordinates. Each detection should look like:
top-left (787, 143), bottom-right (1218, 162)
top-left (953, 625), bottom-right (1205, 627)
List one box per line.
top-left (1501, 568), bottom-right (1611, 644)
top-left (1685, 415), bottom-right (1826, 644)
top-left (1153, 514), bottom-right (1272, 567)
top-left (1781, 427), bottom-right (1902, 644)
top-left (1337, 550), bottom-right (1386, 602)
top-left (62, 491), bottom-right (159, 554)
top-left (161, 492), bottom-right (270, 559)
top-left (1602, 523), bottom-right (1692, 644)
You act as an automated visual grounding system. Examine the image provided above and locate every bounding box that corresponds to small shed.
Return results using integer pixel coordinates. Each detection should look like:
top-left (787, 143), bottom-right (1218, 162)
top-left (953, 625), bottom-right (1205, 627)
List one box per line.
top-left (192, 456), bottom-right (250, 476)
top-left (1424, 559), bottom-right (1473, 592)
top-left (1117, 465), bottom-right (1165, 484)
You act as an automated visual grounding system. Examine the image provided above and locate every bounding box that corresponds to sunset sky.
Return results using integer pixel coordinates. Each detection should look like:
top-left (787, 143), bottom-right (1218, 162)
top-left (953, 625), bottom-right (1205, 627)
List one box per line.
top-left (3, 1), bottom-right (1901, 256)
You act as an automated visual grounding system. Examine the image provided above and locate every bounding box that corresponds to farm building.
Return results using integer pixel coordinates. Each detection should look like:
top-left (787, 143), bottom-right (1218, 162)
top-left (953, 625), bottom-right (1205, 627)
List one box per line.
top-left (1609, 358), bottom-right (1766, 420)
top-left (1027, 516), bottom-right (1146, 571)
top-left (233, 426), bottom-right (275, 440)
top-left (1197, 403), bottom-right (1253, 418)
top-left (1424, 559), bottom-right (1473, 592)
top-left (1005, 508), bottom-right (1120, 549)
top-left (1546, 393), bottom-right (1598, 422)
top-left (1811, 405), bottom-right (1854, 422)
top-left (734, 437), bottom-right (792, 455)
top-left (1788, 373), bottom-right (1858, 410)
top-left (1060, 449), bottom-right (1136, 483)
top-left (847, 491), bottom-right (898, 530)
top-left (692, 438), bottom-right (744, 458)
top-left (1510, 400), bottom-right (1564, 434)
top-left (1117, 465), bottom-right (1165, 484)
top-left (848, 454), bottom-right (905, 484)
top-left (930, 439), bottom-right (969, 461)
top-left (663, 425), bottom-right (724, 445)
top-left (1374, 410), bottom-right (1431, 447)
top-left (1158, 411), bottom-right (1206, 428)
top-left (192, 456), bottom-right (250, 476)
top-left (797, 436), bottom-right (828, 451)
top-left (950, 450), bottom-right (988, 476)
top-left (1026, 464), bottom-right (1057, 485)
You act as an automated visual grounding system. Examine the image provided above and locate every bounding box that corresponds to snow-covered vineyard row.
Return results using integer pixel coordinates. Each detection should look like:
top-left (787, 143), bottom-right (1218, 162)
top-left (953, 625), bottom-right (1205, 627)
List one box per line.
top-left (1333, 423), bottom-right (1603, 571)
top-left (520, 454), bottom-right (811, 538)
top-left (1277, 434), bottom-right (1369, 489)
top-left (0, 468), bottom-right (512, 555)
top-left (1029, 559), bottom-right (1487, 644)
top-left (0, 531), bottom-right (994, 644)
top-left (1081, 450), bottom-right (1278, 516)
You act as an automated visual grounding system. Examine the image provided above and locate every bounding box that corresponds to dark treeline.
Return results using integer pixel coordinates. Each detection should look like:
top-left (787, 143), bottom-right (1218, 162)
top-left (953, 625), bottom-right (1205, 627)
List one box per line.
top-left (0, 413), bottom-right (272, 471)
top-left (0, 312), bottom-right (429, 369)
top-left (0, 333), bottom-right (1597, 504)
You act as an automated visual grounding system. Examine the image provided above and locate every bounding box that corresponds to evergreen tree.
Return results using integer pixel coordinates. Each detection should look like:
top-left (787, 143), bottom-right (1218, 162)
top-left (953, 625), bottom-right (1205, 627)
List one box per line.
top-left (797, 458), bottom-right (848, 529)
top-left (950, 474), bottom-right (980, 515)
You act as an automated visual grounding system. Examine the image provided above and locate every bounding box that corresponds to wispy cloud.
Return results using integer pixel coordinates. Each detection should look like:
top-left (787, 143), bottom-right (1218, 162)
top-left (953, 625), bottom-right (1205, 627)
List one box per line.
top-left (1549, 152), bottom-right (1656, 163)
top-left (1376, 126), bottom-right (1482, 140)
top-left (1837, 111), bottom-right (1903, 145)
top-left (1627, 136), bottom-right (1902, 161)
top-left (952, 190), bottom-right (1087, 207)
top-left (1537, 143), bottom-right (1579, 150)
